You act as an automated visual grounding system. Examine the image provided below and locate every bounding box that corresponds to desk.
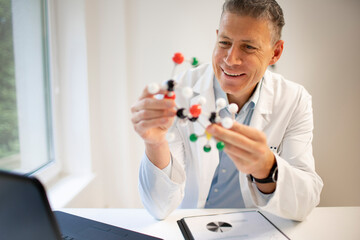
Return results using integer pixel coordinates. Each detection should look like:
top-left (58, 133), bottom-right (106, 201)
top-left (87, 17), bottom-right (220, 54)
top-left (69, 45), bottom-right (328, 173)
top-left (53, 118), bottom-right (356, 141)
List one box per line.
top-left (59, 207), bottom-right (360, 240)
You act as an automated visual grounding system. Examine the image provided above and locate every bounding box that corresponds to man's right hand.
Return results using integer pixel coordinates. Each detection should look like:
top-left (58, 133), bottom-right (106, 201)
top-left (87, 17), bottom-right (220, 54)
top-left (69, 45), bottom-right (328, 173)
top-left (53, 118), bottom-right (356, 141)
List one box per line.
top-left (131, 86), bottom-right (176, 168)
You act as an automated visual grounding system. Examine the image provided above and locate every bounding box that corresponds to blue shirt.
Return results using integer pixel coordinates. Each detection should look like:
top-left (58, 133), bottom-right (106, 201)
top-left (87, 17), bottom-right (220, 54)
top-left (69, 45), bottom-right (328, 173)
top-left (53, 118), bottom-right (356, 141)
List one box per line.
top-left (205, 77), bottom-right (262, 208)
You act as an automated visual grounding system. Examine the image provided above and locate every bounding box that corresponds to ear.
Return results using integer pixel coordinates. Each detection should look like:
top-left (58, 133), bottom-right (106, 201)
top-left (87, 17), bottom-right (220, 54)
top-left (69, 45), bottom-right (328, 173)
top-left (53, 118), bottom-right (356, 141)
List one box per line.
top-left (269, 40), bottom-right (284, 66)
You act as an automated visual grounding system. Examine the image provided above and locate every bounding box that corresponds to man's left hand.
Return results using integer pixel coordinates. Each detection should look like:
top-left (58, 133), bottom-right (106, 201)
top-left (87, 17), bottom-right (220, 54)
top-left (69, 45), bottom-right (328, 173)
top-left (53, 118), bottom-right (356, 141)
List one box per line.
top-left (206, 122), bottom-right (276, 192)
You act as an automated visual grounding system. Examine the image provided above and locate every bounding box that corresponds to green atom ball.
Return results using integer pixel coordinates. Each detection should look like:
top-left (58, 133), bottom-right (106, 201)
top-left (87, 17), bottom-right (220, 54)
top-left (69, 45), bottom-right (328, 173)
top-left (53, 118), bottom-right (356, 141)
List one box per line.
top-left (203, 145), bottom-right (211, 152)
top-left (216, 141), bottom-right (225, 150)
top-left (192, 57), bottom-right (199, 67)
top-left (189, 133), bottom-right (198, 142)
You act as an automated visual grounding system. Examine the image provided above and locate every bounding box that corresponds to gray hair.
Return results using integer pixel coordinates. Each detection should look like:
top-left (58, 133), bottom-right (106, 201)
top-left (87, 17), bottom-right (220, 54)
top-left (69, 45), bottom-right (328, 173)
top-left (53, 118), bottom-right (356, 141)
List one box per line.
top-left (222, 0), bottom-right (285, 44)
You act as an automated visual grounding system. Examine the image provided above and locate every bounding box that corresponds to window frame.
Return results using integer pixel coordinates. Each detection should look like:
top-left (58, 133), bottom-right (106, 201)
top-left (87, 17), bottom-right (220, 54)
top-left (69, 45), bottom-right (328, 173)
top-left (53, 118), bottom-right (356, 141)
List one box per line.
top-left (0, 0), bottom-right (58, 176)
top-left (32, 0), bottom-right (61, 183)
top-left (25, 0), bottom-right (56, 176)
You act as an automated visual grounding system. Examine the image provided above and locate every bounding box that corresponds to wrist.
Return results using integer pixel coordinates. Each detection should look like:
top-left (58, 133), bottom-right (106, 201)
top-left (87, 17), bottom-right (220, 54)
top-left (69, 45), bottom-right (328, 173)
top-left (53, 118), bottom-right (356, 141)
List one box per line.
top-left (250, 160), bottom-right (278, 184)
top-left (145, 141), bottom-right (171, 170)
top-left (145, 139), bottom-right (168, 150)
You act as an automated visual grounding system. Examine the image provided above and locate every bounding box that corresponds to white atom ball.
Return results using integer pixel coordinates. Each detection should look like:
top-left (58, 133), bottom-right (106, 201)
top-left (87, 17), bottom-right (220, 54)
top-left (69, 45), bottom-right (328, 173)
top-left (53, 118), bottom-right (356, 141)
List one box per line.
top-left (221, 117), bottom-right (234, 129)
top-left (229, 103), bottom-right (239, 114)
top-left (182, 87), bottom-right (193, 99)
top-left (216, 98), bottom-right (226, 109)
top-left (147, 83), bottom-right (160, 94)
top-left (198, 96), bottom-right (207, 105)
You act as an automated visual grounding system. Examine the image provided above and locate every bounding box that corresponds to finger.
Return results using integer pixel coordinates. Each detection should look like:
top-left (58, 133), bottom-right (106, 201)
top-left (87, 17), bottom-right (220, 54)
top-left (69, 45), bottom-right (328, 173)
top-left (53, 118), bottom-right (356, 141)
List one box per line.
top-left (219, 143), bottom-right (256, 174)
top-left (224, 142), bottom-right (275, 177)
top-left (223, 150), bottom-right (252, 173)
top-left (207, 124), bottom-right (258, 153)
top-left (139, 85), bottom-right (168, 100)
top-left (132, 108), bottom-right (176, 124)
top-left (223, 141), bottom-right (258, 164)
top-left (230, 121), bottom-right (266, 142)
top-left (223, 141), bottom-right (267, 175)
top-left (224, 141), bottom-right (251, 158)
top-left (134, 117), bottom-right (174, 134)
top-left (131, 98), bottom-right (176, 113)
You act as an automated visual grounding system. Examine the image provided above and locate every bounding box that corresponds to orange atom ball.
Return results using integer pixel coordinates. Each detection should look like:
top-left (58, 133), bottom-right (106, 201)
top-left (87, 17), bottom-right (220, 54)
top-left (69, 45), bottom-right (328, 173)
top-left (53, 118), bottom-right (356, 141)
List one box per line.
top-left (172, 52), bottom-right (184, 64)
top-left (189, 104), bottom-right (201, 118)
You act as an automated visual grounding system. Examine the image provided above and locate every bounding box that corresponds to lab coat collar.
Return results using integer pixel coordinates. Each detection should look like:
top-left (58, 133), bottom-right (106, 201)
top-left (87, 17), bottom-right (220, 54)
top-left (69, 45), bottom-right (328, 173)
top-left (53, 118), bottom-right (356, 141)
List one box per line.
top-left (192, 65), bottom-right (215, 95)
top-left (249, 69), bottom-right (274, 130)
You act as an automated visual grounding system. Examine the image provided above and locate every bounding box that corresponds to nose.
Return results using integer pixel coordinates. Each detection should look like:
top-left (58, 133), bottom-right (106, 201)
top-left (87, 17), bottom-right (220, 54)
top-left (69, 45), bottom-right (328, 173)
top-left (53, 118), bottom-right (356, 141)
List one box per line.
top-left (224, 46), bottom-right (242, 66)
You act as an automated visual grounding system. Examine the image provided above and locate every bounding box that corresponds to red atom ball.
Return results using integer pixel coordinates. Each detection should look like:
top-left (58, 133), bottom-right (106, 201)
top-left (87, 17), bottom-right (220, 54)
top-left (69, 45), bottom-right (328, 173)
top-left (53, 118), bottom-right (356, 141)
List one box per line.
top-left (172, 52), bottom-right (184, 64)
top-left (189, 104), bottom-right (201, 117)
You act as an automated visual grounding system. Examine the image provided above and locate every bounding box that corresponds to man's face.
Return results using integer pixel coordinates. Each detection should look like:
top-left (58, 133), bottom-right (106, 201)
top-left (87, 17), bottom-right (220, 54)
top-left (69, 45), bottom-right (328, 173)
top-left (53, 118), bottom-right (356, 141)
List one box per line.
top-left (212, 12), bottom-right (281, 101)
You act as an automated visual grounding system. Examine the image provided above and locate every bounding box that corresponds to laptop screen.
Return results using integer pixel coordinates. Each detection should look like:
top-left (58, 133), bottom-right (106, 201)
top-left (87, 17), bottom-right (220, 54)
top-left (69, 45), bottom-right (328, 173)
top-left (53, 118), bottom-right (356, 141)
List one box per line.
top-left (0, 170), bottom-right (61, 240)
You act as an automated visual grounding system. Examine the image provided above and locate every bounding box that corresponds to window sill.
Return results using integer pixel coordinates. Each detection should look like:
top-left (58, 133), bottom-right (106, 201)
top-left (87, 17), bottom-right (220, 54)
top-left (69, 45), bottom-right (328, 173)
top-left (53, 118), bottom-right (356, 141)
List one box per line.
top-left (46, 173), bottom-right (96, 209)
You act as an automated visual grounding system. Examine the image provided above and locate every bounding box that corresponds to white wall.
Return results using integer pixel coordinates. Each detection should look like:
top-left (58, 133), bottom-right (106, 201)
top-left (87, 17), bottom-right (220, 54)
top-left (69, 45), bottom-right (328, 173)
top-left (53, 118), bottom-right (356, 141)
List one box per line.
top-left (276, 0), bottom-right (360, 206)
top-left (85, 0), bottom-right (136, 207)
top-left (47, 0), bottom-right (102, 208)
top-left (56, 0), bottom-right (360, 208)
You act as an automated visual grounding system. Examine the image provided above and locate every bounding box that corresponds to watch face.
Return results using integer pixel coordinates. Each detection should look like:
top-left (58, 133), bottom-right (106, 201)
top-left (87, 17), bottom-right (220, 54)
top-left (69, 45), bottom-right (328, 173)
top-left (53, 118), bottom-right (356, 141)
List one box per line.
top-left (272, 167), bottom-right (278, 182)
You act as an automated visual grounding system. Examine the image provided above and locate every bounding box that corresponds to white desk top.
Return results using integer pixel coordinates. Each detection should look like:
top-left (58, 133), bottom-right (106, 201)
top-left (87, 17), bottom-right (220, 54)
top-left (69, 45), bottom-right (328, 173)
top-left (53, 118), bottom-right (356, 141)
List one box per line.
top-left (59, 207), bottom-right (360, 240)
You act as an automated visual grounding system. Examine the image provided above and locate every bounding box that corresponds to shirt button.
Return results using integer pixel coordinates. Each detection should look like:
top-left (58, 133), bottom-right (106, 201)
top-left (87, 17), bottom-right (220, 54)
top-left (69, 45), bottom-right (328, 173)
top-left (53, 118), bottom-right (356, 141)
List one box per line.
top-left (214, 188), bottom-right (218, 193)
top-left (221, 169), bottom-right (227, 173)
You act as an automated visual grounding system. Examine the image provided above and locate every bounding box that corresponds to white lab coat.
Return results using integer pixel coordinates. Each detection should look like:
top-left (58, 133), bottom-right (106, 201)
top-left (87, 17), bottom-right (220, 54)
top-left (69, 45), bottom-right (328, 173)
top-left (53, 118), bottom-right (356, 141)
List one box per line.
top-left (139, 63), bottom-right (323, 221)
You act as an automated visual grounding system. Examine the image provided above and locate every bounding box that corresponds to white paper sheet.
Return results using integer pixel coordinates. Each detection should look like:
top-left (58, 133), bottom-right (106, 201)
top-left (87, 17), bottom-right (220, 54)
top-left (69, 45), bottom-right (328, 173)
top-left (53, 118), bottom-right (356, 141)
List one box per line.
top-left (182, 210), bottom-right (289, 240)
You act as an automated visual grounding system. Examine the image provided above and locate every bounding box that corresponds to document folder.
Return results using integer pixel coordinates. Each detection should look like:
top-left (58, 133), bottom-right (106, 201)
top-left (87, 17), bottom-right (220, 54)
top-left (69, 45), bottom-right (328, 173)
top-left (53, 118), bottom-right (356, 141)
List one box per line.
top-left (177, 210), bottom-right (290, 240)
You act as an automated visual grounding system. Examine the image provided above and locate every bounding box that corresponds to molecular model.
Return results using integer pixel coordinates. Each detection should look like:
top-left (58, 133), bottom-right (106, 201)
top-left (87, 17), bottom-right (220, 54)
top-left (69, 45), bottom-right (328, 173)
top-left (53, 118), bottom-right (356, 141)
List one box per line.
top-left (147, 52), bottom-right (239, 152)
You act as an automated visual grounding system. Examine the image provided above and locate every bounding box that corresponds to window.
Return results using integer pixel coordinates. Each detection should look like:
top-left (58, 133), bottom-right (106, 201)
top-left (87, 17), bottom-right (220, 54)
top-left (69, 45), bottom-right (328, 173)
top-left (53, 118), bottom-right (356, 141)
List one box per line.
top-left (0, 0), bottom-right (53, 174)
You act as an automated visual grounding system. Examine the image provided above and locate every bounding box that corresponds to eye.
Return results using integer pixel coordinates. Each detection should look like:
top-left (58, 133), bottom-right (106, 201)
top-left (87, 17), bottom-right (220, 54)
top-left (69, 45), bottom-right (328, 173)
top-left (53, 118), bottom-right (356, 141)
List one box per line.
top-left (219, 41), bottom-right (231, 48)
top-left (245, 45), bottom-right (256, 50)
top-left (242, 44), bottom-right (257, 53)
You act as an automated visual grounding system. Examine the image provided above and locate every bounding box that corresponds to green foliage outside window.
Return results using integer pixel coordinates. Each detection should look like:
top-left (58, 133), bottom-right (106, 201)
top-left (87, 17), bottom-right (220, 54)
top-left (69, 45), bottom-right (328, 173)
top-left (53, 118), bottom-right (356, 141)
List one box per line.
top-left (0, 0), bottom-right (20, 159)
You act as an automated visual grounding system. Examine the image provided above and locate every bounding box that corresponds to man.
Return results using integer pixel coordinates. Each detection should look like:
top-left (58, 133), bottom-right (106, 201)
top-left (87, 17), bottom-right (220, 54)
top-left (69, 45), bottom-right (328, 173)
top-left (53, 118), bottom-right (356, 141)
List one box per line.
top-left (131, 0), bottom-right (323, 221)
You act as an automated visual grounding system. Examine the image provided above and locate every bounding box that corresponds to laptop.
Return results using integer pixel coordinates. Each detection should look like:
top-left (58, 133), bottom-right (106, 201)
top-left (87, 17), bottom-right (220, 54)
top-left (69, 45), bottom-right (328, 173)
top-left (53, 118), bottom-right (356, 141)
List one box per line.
top-left (0, 169), bottom-right (162, 240)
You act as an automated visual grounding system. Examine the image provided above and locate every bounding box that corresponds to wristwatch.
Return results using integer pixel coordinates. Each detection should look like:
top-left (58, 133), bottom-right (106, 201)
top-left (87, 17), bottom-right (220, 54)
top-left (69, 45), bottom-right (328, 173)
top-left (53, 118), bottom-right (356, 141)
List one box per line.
top-left (250, 161), bottom-right (278, 184)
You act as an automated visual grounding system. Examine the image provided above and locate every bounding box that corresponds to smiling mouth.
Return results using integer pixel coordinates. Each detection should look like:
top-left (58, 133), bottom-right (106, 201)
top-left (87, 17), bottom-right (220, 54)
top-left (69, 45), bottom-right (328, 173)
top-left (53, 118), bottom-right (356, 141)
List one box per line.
top-left (222, 68), bottom-right (245, 77)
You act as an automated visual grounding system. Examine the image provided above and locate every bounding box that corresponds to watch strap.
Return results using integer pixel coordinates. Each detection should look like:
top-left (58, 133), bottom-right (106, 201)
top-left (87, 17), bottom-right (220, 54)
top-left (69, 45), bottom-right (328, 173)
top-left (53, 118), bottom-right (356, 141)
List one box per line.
top-left (250, 161), bottom-right (278, 183)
